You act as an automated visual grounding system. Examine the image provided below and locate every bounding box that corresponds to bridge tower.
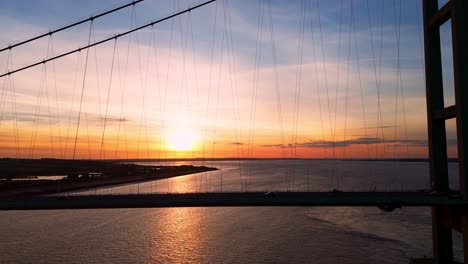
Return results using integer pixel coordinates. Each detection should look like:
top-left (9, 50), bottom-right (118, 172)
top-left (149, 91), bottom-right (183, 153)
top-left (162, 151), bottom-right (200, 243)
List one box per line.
top-left (422, 0), bottom-right (468, 263)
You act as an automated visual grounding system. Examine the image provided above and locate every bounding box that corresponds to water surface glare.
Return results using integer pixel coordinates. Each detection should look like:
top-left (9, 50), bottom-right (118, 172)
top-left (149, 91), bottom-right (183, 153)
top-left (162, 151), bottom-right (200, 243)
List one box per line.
top-left (0, 160), bottom-right (463, 263)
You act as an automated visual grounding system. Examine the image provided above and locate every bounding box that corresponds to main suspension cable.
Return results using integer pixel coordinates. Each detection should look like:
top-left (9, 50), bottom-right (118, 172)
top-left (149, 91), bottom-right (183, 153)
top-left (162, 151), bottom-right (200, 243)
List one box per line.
top-left (0, 0), bottom-right (216, 79)
top-left (0, 0), bottom-right (144, 53)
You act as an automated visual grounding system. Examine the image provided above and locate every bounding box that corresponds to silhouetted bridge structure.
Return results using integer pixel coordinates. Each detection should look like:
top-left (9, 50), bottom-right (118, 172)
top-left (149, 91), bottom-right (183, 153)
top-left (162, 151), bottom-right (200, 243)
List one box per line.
top-left (1, 0), bottom-right (468, 263)
top-left (1, 191), bottom-right (468, 210)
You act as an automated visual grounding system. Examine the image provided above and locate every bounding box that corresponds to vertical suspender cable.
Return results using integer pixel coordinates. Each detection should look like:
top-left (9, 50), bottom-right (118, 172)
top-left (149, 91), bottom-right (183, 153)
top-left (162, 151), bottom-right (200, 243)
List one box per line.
top-left (290, 0), bottom-right (305, 191)
top-left (307, 0), bottom-right (327, 175)
top-left (341, 0), bottom-right (353, 189)
top-left (29, 39), bottom-right (52, 158)
top-left (72, 20), bottom-right (94, 160)
top-left (161, 1), bottom-right (176, 162)
top-left (91, 23), bottom-right (104, 131)
top-left (44, 36), bottom-right (56, 157)
top-left (350, 0), bottom-right (369, 161)
top-left (267, 0), bottom-right (286, 191)
top-left (0, 51), bottom-right (10, 120)
top-left (332, 0), bottom-right (344, 188)
top-left (6, 53), bottom-right (20, 158)
top-left (247, 0), bottom-right (265, 191)
top-left (115, 6), bottom-right (136, 160)
top-left (225, 0), bottom-right (244, 192)
top-left (366, 0), bottom-right (385, 158)
top-left (99, 38), bottom-right (117, 160)
top-left (316, 0), bottom-right (335, 189)
top-left (201, 0), bottom-right (218, 191)
top-left (49, 36), bottom-right (64, 158)
top-left (64, 53), bottom-right (82, 158)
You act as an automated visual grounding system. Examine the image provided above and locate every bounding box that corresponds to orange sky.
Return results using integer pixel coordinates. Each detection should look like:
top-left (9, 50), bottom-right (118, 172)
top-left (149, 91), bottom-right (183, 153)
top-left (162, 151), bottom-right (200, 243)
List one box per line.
top-left (0, 0), bottom-right (459, 159)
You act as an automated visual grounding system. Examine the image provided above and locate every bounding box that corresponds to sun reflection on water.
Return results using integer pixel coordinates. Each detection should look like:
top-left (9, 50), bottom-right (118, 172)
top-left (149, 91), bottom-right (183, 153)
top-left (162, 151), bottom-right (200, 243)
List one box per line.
top-left (149, 208), bottom-right (205, 263)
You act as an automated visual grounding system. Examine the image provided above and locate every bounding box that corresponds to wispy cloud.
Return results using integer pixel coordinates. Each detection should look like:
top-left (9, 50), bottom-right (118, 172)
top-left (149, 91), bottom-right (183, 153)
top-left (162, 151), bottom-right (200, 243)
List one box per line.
top-left (99, 117), bottom-right (129, 123)
top-left (262, 137), bottom-right (431, 149)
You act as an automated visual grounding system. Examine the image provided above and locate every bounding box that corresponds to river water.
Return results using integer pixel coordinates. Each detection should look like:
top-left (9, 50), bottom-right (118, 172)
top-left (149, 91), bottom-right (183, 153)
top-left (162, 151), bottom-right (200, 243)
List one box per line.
top-left (0, 160), bottom-right (464, 263)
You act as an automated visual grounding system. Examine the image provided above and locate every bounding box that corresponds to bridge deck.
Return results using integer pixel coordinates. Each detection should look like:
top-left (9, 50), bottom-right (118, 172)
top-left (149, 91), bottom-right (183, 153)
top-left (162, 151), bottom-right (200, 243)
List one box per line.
top-left (1, 191), bottom-right (468, 210)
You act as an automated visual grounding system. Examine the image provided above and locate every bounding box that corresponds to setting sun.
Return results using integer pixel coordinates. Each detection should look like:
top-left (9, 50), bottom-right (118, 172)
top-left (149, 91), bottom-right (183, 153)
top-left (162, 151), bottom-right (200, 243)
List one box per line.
top-left (165, 126), bottom-right (199, 151)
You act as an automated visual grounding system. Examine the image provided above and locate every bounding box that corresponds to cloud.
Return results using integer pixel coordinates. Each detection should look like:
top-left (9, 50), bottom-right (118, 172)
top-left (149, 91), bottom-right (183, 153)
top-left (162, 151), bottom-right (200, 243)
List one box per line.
top-left (262, 137), bottom-right (430, 149)
top-left (261, 143), bottom-right (294, 148)
top-left (99, 117), bottom-right (128, 123)
top-left (360, 126), bottom-right (397, 130)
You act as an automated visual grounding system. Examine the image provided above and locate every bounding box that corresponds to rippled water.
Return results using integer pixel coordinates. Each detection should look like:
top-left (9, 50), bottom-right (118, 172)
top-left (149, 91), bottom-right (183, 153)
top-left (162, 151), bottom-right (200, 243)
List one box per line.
top-left (0, 160), bottom-right (463, 263)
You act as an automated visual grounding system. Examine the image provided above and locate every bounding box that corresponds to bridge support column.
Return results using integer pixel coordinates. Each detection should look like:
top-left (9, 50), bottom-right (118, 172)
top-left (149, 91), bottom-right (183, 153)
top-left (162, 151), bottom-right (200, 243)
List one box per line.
top-left (451, 0), bottom-right (468, 262)
top-left (423, 0), bottom-right (468, 263)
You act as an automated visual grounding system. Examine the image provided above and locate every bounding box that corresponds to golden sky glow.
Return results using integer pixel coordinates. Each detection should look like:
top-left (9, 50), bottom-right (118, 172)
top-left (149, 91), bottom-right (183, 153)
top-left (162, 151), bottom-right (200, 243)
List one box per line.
top-left (0, 0), bottom-right (459, 159)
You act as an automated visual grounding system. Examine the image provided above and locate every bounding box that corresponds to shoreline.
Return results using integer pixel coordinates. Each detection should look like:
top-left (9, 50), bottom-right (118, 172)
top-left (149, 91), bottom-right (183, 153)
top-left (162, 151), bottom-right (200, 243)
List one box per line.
top-left (55, 167), bottom-right (217, 196)
top-left (0, 159), bottom-right (217, 197)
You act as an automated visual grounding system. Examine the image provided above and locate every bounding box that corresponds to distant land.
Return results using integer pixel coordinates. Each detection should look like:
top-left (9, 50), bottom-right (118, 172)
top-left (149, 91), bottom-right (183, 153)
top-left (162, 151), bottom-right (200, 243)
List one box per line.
top-left (52, 157), bottom-right (459, 163)
top-left (0, 159), bottom-right (217, 197)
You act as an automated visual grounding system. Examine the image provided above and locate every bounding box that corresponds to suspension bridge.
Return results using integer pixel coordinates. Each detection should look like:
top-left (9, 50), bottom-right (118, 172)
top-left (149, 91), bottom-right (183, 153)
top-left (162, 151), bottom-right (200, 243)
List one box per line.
top-left (0, 0), bottom-right (467, 263)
